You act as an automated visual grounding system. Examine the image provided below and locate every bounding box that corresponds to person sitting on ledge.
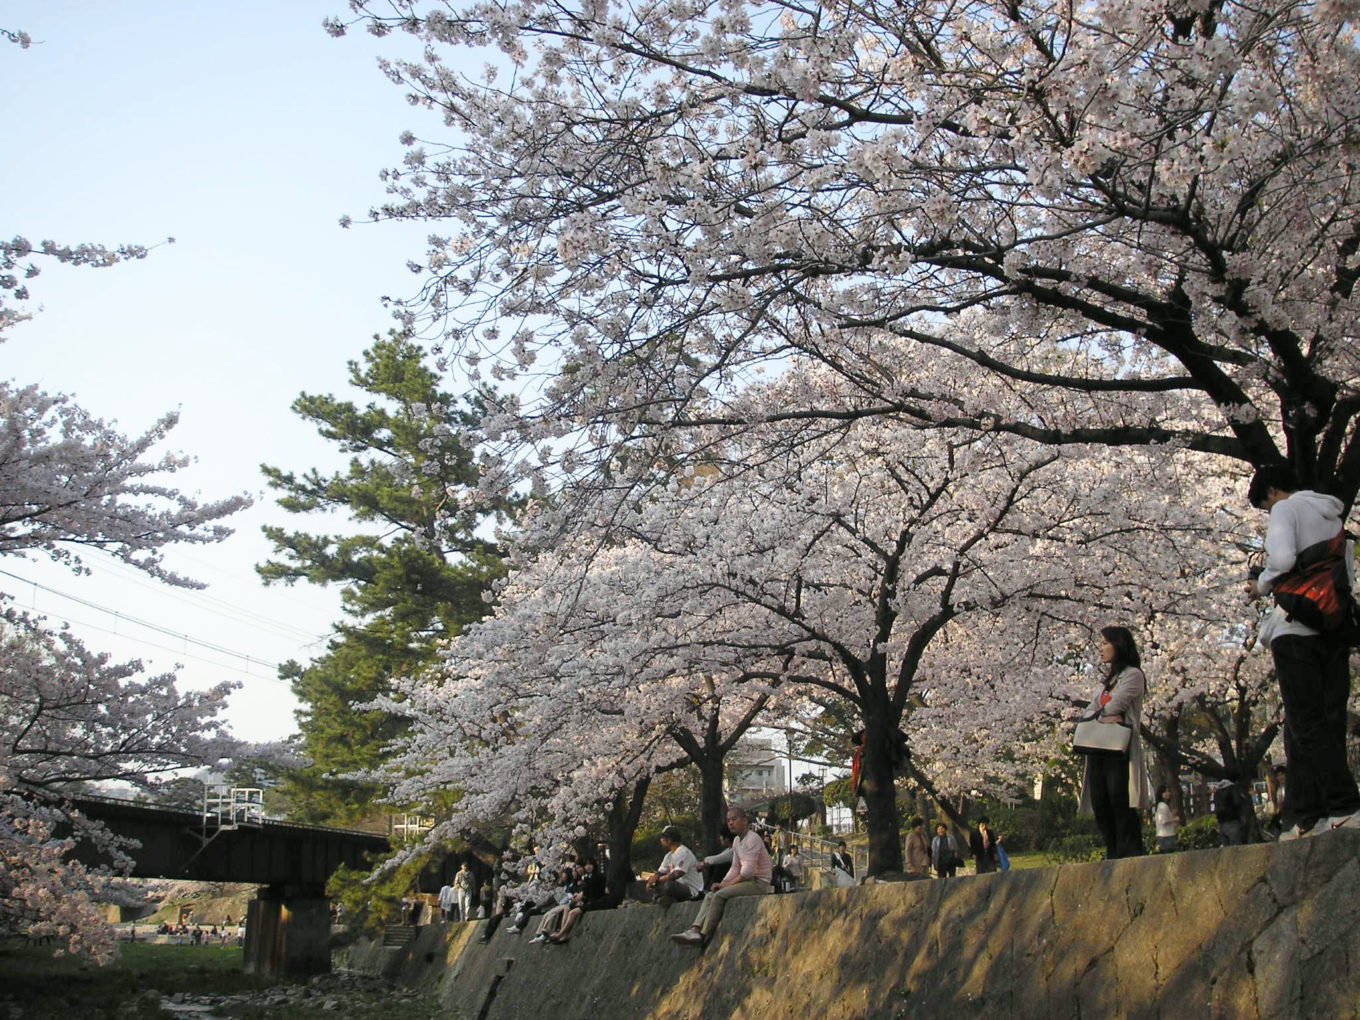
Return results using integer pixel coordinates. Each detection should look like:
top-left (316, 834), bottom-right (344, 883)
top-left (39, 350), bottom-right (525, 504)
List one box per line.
top-left (697, 829), bottom-right (734, 886)
top-left (544, 857), bottom-right (610, 945)
top-left (506, 866), bottom-right (570, 935)
top-left (671, 806), bottom-right (772, 949)
top-left (525, 867), bottom-right (580, 944)
top-left (647, 826), bottom-right (704, 905)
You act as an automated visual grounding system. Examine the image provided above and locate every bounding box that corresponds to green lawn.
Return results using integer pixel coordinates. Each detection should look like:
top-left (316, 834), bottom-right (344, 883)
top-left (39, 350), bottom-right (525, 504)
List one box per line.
top-left (1001, 849), bottom-right (1052, 870)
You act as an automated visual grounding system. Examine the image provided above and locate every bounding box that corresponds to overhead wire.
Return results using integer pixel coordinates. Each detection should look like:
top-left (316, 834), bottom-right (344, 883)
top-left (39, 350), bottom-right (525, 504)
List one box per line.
top-left (0, 566), bottom-right (291, 679)
top-left (81, 547), bottom-right (335, 647)
top-left (28, 604), bottom-right (288, 682)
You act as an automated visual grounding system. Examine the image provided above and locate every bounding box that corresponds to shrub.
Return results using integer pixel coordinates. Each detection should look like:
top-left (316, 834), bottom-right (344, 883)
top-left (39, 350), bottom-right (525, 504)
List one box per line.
top-left (631, 815), bottom-right (701, 871)
top-left (1044, 834), bottom-right (1104, 865)
top-left (1177, 815), bottom-right (1220, 850)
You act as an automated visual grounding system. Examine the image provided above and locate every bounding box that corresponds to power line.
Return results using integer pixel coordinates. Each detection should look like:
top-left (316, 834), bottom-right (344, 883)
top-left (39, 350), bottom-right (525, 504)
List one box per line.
top-left (0, 566), bottom-right (285, 676)
top-left (33, 605), bottom-right (289, 683)
top-left (83, 548), bottom-right (333, 646)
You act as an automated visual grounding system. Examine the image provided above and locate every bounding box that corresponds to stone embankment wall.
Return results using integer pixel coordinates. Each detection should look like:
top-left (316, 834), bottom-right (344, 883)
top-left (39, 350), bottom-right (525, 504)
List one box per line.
top-left (341, 832), bottom-right (1360, 1020)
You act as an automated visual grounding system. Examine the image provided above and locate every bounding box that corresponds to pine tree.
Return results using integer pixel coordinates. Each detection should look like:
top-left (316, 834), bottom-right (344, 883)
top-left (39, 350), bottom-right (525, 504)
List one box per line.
top-left (259, 334), bottom-right (514, 826)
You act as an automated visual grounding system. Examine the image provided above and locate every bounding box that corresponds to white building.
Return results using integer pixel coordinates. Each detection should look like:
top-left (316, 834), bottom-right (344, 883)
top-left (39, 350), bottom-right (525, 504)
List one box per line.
top-left (725, 735), bottom-right (788, 803)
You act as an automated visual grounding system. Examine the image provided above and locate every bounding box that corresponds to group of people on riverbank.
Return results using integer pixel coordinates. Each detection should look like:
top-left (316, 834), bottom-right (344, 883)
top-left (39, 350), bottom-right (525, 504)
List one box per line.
top-left (140, 922), bottom-right (242, 946)
top-left (400, 467), bottom-right (1360, 953)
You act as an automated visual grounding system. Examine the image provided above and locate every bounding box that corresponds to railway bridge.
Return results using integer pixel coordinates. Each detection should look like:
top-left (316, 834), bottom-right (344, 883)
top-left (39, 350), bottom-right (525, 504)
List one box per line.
top-left (66, 790), bottom-right (391, 977)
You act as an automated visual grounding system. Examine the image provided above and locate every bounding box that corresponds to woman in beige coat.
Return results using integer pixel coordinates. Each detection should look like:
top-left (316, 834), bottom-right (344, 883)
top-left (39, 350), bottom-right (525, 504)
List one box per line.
top-left (904, 816), bottom-right (931, 877)
top-left (1077, 626), bottom-right (1150, 859)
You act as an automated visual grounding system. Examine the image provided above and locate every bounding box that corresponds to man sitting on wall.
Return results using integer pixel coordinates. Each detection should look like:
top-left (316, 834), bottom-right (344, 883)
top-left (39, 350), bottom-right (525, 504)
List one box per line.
top-left (647, 826), bottom-right (704, 904)
top-left (670, 806), bottom-right (772, 949)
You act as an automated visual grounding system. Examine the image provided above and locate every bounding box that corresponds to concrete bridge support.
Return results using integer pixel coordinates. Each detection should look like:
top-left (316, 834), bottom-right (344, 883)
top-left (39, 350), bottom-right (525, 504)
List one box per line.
top-left (243, 884), bottom-right (331, 978)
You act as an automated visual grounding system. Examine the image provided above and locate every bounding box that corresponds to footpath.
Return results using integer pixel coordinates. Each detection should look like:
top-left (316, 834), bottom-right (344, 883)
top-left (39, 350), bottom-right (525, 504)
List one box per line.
top-left (341, 831), bottom-right (1360, 1020)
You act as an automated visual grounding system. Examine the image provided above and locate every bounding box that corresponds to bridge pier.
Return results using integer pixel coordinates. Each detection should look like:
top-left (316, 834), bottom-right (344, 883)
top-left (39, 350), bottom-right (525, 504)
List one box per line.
top-left (243, 884), bottom-right (331, 978)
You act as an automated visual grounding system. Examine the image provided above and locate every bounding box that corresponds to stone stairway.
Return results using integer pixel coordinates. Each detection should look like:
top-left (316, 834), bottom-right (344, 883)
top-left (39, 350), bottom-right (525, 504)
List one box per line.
top-left (381, 924), bottom-right (418, 948)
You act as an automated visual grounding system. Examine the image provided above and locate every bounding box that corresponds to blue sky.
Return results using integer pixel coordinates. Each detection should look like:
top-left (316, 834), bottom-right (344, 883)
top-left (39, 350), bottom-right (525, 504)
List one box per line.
top-left (3, 1), bottom-right (458, 741)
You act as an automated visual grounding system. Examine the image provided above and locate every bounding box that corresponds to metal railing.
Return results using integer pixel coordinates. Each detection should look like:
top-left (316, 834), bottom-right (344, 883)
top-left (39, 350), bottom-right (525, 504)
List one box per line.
top-left (201, 786), bottom-right (264, 829)
top-left (785, 830), bottom-right (865, 883)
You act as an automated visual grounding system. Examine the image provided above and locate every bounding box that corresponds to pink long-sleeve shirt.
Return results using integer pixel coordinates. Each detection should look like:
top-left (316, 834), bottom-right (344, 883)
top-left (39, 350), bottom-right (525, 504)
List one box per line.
top-left (727, 830), bottom-right (773, 885)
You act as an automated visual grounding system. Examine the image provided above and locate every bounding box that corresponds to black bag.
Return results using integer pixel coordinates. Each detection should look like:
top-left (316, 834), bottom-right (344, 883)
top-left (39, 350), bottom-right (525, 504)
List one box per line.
top-left (1271, 532), bottom-right (1357, 632)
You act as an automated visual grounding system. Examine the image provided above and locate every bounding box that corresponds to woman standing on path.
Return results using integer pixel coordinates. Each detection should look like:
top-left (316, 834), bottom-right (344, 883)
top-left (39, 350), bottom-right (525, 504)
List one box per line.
top-left (1154, 785), bottom-right (1180, 853)
top-left (905, 817), bottom-right (931, 878)
top-left (969, 817), bottom-right (1003, 874)
top-left (1077, 626), bottom-right (1150, 859)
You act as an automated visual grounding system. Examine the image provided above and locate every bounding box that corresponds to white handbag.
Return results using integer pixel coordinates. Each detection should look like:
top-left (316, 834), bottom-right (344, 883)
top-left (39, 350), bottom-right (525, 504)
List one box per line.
top-left (1073, 718), bottom-right (1132, 756)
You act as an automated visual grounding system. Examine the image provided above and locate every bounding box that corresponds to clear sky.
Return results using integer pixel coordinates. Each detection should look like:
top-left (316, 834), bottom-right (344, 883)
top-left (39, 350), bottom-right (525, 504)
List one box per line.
top-left (3, 1), bottom-right (455, 742)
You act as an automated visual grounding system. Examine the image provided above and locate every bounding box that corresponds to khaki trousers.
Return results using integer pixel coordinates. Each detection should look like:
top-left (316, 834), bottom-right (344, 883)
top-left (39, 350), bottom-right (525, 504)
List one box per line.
top-left (694, 879), bottom-right (771, 936)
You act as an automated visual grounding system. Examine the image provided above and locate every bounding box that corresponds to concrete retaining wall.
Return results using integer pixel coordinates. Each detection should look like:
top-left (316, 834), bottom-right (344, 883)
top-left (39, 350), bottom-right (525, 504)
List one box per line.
top-left (341, 832), bottom-right (1360, 1019)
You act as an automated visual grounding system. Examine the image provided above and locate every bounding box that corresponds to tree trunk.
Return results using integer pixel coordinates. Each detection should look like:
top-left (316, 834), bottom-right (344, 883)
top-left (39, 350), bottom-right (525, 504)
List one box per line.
top-left (859, 717), bottom-right (903, 875)
top-left (697, 755), bottom-right (727, 856)
top-left (603, 777), bottom-right (650, 906)
top-left (1151, 710), bottom-right (1187, 822)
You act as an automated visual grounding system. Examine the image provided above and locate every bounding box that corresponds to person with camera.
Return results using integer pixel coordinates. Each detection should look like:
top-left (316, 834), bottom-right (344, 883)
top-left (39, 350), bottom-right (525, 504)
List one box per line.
top-left (1245, 466), bottom-right (1360, 838)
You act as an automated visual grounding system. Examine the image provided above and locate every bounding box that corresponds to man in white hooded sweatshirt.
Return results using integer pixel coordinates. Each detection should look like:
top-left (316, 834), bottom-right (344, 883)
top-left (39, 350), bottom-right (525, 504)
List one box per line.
top-left (1247, 465), bottom-right (1360, 838)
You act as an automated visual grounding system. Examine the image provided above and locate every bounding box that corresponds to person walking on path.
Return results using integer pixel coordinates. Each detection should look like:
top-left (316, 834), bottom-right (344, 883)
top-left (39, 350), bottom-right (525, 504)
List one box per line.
top-left (438, 881), bottom-right (457, 922)
top-left (454, 862), bottom-right (477, 923)
top-left (931, 824), bottom-right (961, 879)
top-left (1077, 626), bottom-right (1150, 859)
top-left (969, 817), bottom-right (1003, 874)
top-left (905, 817), bottom-right (931, 878)
top-left (1245, 466), bottom-right (1360, 838)
top-left (671, 807), bottom-right (772, 949)
top-left (829, 839), bottom-right (854, 886)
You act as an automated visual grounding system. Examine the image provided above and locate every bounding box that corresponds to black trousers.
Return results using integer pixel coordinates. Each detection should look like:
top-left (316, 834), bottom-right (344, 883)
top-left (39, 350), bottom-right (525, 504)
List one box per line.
top-left (1088, 754), bottom-right (1143, 858)
top-left (1273, 634), bottom-right (1360, 828)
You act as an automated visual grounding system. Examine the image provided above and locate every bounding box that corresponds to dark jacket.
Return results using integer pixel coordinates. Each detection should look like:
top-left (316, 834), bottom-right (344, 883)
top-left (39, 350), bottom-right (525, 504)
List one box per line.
top-left (930, 834), bottom-right (959, 870)
top-left (830, 851), bottom-right (854, 877)
top-left (969, 827), bottom-right (1001, 870)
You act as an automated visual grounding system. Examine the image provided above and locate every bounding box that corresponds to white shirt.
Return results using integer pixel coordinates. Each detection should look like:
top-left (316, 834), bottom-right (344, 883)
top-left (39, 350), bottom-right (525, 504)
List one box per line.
top-left (1155, 802), bottom-right (1177, 838)
top-left (659, 844), bottom-right (703, 895)
top-left (1256, 490), bottom-right (1347, 644)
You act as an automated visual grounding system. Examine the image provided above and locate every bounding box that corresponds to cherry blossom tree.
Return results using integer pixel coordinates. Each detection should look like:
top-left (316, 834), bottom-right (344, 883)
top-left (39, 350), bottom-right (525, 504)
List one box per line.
top-left (375, 358), bottom-right (1245, 874)
top-left (326, 0), bottom-right (1341, 872)
top-left (0, 613), bottom-right (237, 960)
top-left (0, 29), bottom-right (253, 961)
top-left (367, 523), bottom-right (781, 887)
top-left (0, 386), bottom-right (248, 957)
top-left (1133, 597), bottom-right (1284, 819)
top-left (335, 0), bottom-right (1360, 505)
top-left (1, 182), bottom-right (246, 959)
top-left (663, 676), bottom-right (772, 853)
top-left (0, 382), bottom-right (246, 584)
